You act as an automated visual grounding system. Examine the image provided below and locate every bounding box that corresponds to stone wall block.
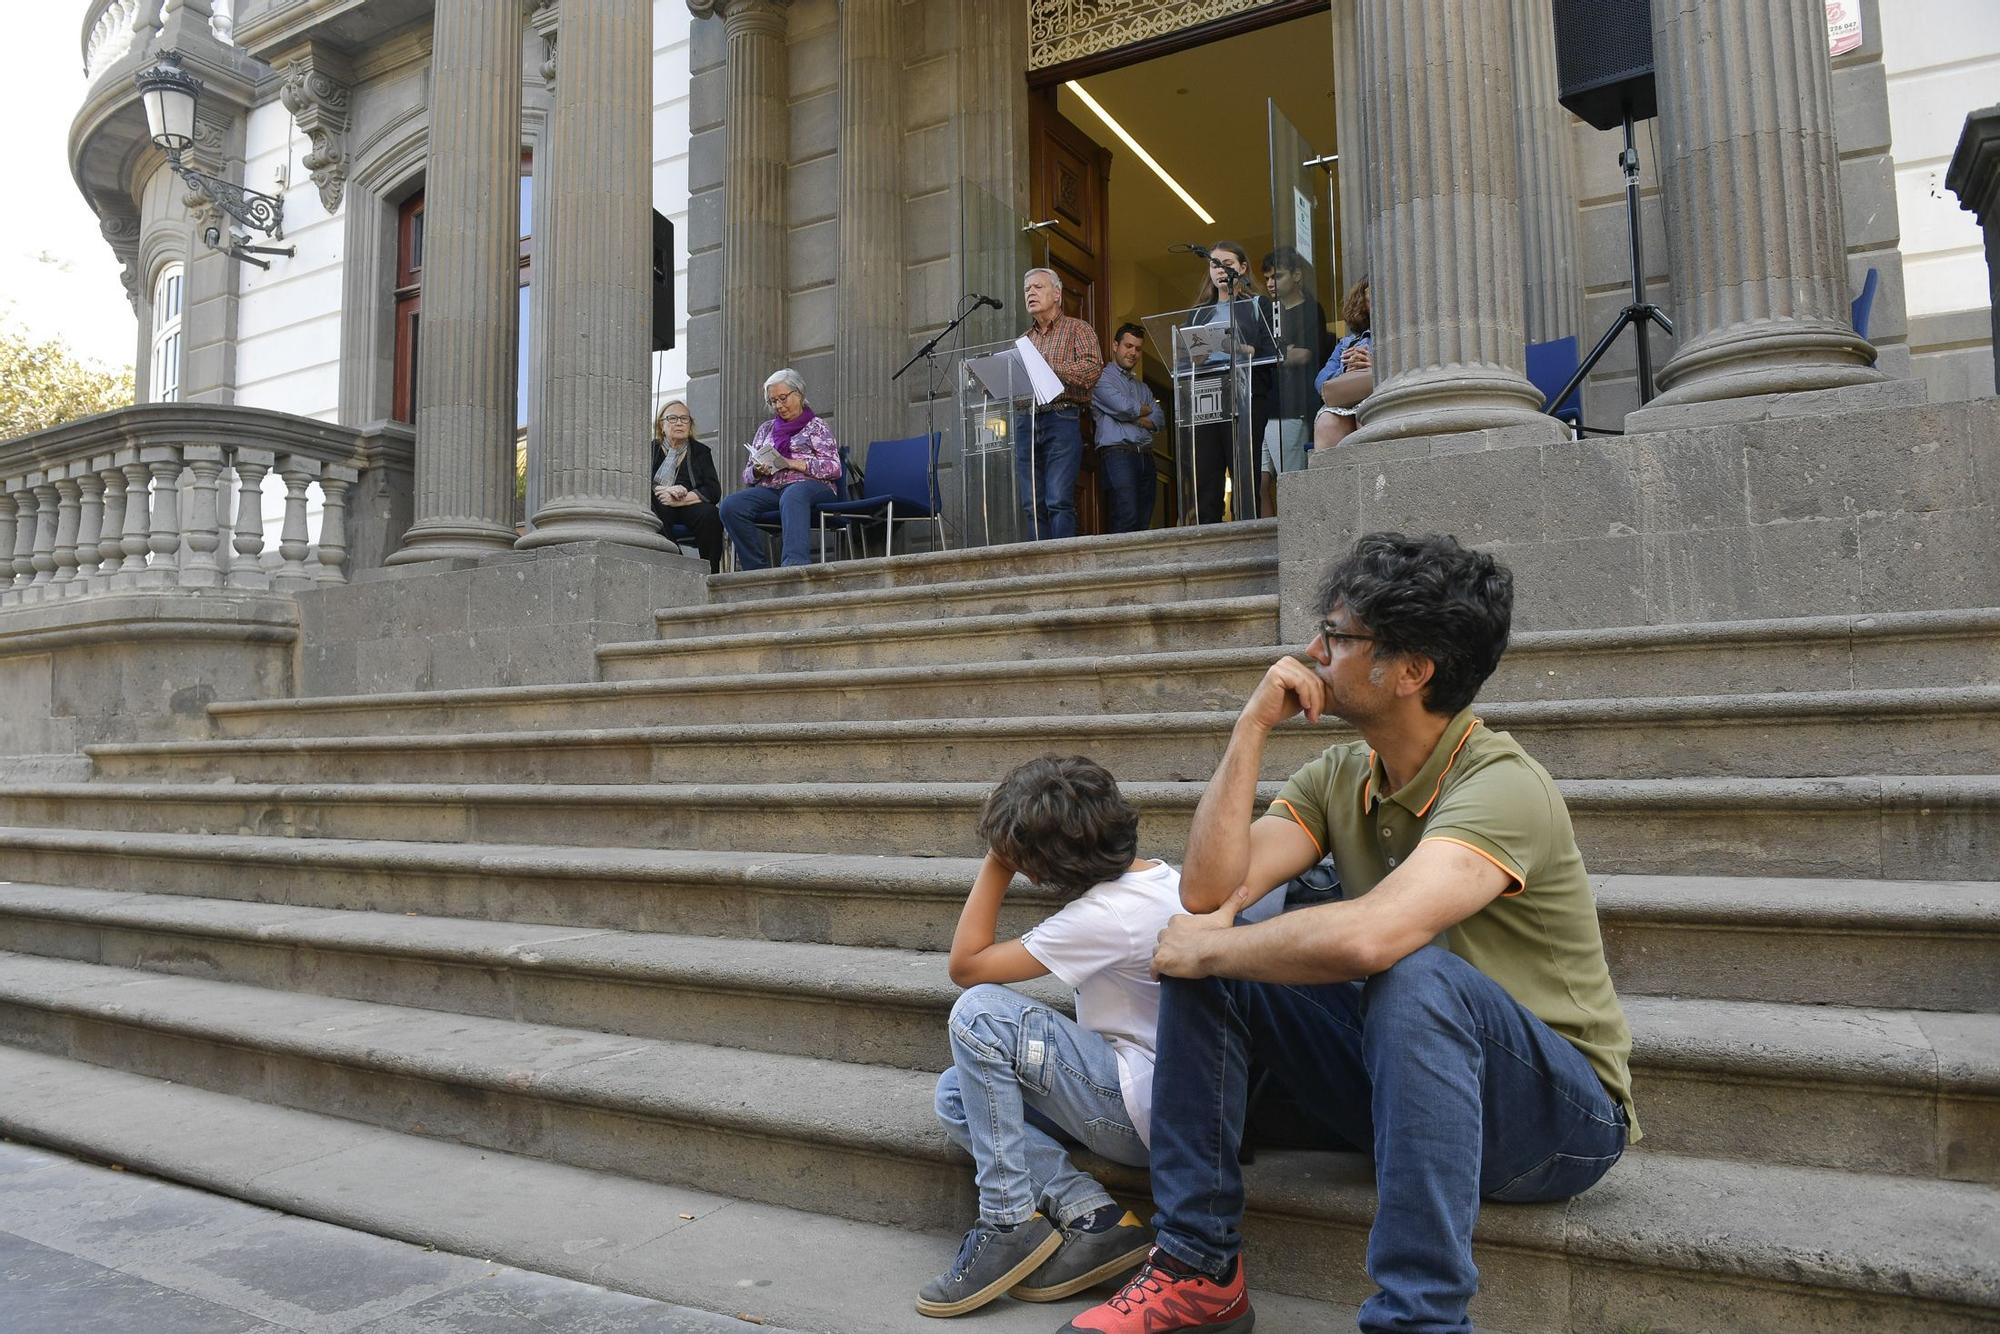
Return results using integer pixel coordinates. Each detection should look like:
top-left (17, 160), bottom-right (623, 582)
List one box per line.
top-left (1640, 520), bottom-right (1864, 625)
top-left (1353, 447), bottom-right (1549, 549)
top-left (1744, 403), bottom-right (1980, 526)
top-left (1632, 426), bottom-right (1751, 535)
top-left (1839, 155), bottom-right (1902, 249)
top-left (788, 89), bottom-right (840, 162)
top-left (787, 218), bottom-right (839, 288)
top-left (1541, 438), bottom-right (1642, 543)
top-left (901, 55), bottom-right (955, 128)
top-left (1832, 61), bottom-right (1893, 156)
top-left (688, 127), bottom-right (726, 193)
top-left (1858, 507), bottom-right (2000, 613)
top-left (785, 156), bottom-right (839, 228)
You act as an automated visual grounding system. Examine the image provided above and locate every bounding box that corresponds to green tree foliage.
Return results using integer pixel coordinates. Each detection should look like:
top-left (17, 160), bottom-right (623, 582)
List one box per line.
top-left (0, 320), bottom-right (135, 441)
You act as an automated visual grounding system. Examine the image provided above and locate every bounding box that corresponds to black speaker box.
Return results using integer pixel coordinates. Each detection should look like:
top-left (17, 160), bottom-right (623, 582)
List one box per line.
top-left (652, 210), bottom-right (676, 353)
top-left (1550, 0), bottom-right (1657, 131)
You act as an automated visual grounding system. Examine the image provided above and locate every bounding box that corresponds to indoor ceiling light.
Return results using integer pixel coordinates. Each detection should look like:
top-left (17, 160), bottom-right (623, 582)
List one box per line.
top-left (1064, 81), bottom-right (1215, 227)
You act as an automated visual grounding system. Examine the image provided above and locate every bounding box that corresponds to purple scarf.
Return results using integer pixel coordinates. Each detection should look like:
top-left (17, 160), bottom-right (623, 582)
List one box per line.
top-left (769, 404), bottom-right (818, 457)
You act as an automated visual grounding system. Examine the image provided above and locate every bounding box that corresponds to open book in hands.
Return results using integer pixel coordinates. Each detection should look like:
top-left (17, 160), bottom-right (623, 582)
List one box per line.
top-left (749, 442), bottom-right (783, 473)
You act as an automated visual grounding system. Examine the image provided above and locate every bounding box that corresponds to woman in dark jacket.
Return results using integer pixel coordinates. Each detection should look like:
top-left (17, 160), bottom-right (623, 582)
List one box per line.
top-left (1184, 240), bottom-right (1278, 525)
top-left (650, 399), bottom-right (725, 572)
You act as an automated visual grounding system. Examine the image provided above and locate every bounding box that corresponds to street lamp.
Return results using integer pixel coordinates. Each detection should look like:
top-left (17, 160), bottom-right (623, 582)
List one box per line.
top-left (134, 51), bottom-right (293, 267)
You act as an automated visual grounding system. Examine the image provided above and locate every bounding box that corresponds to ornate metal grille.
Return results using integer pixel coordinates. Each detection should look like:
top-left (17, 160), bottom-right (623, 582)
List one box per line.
top-left (1028, 0), bottom-right (1277, 71)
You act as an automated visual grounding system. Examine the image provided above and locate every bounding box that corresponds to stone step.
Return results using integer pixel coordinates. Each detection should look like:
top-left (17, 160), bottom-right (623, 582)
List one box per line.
top-left (2, 775), bottom-right (1994, 879)
top-left (0, 884), bottom-right (1988, 1184)
top-left (0, 957), bottom-right (1990, 1330)
top-left (655, 555), bottom-right (1277, 638)
top-left (89, 687), bottom-right (2000, 785)
top-left (600, 594), bottom-right (1281, 677)
top-left (704, 519), bottom-right (1279, 605)
top-left (2, 833), bottom-right (1993, 1011)
top-left (0, 1047), bottom-right (1361, 1333)
top-left (206, 606), bottom-right (2000, 741)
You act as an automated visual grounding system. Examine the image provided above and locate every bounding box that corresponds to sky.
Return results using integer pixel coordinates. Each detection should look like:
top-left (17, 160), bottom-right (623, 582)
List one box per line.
top-left (2, 6), bottom-right (142, 371)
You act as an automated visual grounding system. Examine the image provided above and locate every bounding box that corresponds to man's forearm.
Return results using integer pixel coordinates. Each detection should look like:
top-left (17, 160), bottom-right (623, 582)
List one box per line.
top-left (1200, 902), bottom-right (1373, 985)
top-left (1182, 718), bottom-right (1270, 905)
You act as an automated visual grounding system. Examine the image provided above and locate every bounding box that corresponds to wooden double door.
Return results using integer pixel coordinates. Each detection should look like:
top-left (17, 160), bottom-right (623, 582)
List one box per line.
top-left (1029, 89), bottom-right (1115, 536)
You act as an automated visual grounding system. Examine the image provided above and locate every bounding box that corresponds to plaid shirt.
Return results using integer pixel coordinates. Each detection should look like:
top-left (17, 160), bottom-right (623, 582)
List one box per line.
top-left (1024, 314), bottom-right (1105, 408)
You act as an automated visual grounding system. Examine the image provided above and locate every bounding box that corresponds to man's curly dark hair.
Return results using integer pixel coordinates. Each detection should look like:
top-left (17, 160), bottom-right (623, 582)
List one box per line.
top-left (978, 755), bottom-right (1140, 898)
top-left (1315, 532), bottom-right (1513, 715)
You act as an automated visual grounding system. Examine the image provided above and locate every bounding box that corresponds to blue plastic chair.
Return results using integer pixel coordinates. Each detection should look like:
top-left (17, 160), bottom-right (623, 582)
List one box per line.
top-left (1526, 336), bottom-right (1583, 428)
top-left (1851, 266), bottom-right (1880, 340)
top-left (815, 433), bottom-right (946, 560)
top-left (749, 444), bottom-right (852, 565)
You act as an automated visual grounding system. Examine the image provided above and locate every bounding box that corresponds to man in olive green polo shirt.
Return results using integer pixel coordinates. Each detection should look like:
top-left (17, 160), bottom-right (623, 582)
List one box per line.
top-left (1060, 533), bottom-right (1637, 1334)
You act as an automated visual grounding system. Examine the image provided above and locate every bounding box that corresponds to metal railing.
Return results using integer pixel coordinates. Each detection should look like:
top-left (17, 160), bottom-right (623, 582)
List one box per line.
top-left (0, 404), bottom-right (370, 608)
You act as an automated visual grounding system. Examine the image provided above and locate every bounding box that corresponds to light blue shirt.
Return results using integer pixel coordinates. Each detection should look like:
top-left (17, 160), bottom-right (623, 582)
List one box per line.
top-left (1091, 361), bottom-right (1158, 449)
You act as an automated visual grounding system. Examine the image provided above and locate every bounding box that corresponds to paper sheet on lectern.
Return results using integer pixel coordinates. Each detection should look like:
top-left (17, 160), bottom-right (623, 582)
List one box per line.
top-left (1012, 336), bottom-right (1065, 406)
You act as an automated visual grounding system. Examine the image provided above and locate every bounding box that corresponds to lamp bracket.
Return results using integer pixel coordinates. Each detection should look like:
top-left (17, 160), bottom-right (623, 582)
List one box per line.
top-left (172, 150), bottom-right (286, 240)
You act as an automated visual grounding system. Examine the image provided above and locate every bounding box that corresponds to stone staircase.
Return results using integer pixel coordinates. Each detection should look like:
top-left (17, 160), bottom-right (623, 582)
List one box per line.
top-left (0, 518), bottom-right (1994, 1332)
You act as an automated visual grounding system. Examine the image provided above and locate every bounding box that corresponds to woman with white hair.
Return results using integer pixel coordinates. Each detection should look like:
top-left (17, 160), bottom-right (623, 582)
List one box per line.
top-left (718, 367), bottom-right (845, 569)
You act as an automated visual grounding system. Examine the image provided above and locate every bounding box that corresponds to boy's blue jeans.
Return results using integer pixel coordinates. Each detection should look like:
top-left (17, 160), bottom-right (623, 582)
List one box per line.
top-left (1148, 946), bottom-right (1627, 1333)
top-left (935, 983), bottom-right (1150, 1227)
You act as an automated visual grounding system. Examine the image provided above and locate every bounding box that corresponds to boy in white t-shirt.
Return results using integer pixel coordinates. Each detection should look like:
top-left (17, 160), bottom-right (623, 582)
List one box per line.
top-left (919, 755), bottom-right (1188, 1319)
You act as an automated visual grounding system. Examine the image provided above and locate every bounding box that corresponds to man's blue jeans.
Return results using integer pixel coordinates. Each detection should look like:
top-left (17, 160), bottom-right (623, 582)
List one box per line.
top-left (1014, 407), bottom-right (1083, 541)
top-left (717, 478), bottom-right (837, 569)
top-left (1098, 445), bottom-right (1156, 534)
top-left (1148, 946), bottom-right (1626, 1333)
top-left (935, 984), bottom-right (1150, 1227)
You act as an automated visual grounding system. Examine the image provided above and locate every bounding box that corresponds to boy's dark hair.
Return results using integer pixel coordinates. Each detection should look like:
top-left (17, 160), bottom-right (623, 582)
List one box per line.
top-left (1315, 532), bottom-right (1513, 715)
top-left (1113, 321), bottom-right (1146, 345)
top-left (978, 755), bottom-right (1139, 898)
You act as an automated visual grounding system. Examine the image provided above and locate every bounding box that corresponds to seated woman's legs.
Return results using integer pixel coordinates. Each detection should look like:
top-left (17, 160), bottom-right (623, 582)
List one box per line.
top-left (676, 501), bottom-right (725, 573)
top-left (775, 477), bottom-right (837, 566)
top-left (718, 487), bottom-right (781, 571)
top-left (1314, 407), bottom-right (1357, 453)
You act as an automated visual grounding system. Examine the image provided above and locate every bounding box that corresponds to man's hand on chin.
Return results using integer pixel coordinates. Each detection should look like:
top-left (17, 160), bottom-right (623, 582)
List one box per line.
top-left (1152, 886), bottom-right (1254, 979)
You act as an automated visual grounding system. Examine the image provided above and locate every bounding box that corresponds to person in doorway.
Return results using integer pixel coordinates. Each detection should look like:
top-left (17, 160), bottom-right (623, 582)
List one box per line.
top-left (1060, 532), bottom-right (1639, 1334)
top-left (921, 755), bottom-right (1178, 1318)
top-left (1184, 242), bottom-right (1276, 525)
top-left (1018, 268), bottom-right (1104, 542)
top-left (1313, 279), bottom-right (1373, 452)
top-left (1257, 247), bottom-right (1330, 516)
top-left (648, 399), bottom-right (724, 572)
top-left (1090, 323), bottom-right (1159, 535)
top-left (717, 368), bottom-right (844, 570)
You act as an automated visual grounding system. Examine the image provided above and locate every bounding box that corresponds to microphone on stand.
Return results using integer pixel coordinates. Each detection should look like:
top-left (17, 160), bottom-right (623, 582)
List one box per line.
top-left (1169, 242), bottom-right (1213, 258)
top-left (970, 294), bottom-right (1004, 310)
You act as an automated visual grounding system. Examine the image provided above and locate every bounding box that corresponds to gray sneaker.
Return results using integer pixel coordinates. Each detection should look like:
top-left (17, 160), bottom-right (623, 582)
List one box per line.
top-left (917, 1213), bottom-right (1063, 1317)
top-left (1011, 1210), bottom-right (1154, 1302)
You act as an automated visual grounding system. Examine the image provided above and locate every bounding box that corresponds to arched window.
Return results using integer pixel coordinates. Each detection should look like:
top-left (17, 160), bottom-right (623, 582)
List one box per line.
top-left (149, 263), bottom-right (184, 403)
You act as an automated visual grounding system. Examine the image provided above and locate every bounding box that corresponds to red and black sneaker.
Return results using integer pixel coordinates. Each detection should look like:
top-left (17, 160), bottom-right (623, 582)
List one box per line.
top-left (1058, 1248), bottom-right (1253, 1333)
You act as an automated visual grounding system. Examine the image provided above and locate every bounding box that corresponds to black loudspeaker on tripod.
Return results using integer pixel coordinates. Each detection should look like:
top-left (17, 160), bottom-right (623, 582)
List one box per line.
top-left (1547, 0), bottom-right (1673, 415)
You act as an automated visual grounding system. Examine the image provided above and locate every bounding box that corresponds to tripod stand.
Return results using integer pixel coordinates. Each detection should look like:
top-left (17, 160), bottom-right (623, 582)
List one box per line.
top-left (1547, 111), bottom-right (1674, 421)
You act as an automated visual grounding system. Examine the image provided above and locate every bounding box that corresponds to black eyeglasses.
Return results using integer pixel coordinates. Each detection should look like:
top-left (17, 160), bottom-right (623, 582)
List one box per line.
top-left (1318, 620), bottom-right (1379, 648)
top-left (662, 414), bottom-right (692, 424)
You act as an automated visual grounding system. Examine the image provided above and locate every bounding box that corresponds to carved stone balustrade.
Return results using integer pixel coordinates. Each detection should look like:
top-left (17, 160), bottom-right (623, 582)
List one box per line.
top-left (0, 405), bottom-right (411, 612)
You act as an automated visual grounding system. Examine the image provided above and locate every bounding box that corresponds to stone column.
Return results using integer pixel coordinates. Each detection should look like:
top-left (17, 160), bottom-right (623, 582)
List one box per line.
top-left (520, 0), bottom-right (671, 549)
top-left (836, 0), bottom-right (905, 454)
top-left (1640, 0), bottom-right (1885, 412)
top-left (1330, 0), bottom-right (1368, 285)
top-left (693, 0), bottom-right (790, 458)
top-left (1347, 0), bottom-right (1561, 445)
top-left (388, 0), bottom-right (525, 563)
top-left (1509, 0), bottom-right (1583, 345)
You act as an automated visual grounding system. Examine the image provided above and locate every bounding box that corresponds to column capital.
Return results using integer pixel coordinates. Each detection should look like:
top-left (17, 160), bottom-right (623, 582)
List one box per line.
top-left (689, 0), bottom-right (790, 33)
top-left (1947, 104), bottom-right (2000, 224)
